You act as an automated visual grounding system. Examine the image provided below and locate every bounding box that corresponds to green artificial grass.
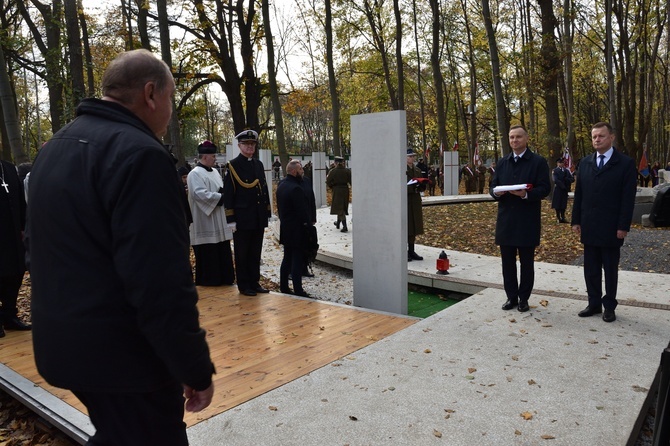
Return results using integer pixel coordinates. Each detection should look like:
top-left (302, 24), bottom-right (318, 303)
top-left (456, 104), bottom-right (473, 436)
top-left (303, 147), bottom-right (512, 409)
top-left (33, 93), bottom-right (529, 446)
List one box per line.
top-left (407, 289), bottom-right (462, 318)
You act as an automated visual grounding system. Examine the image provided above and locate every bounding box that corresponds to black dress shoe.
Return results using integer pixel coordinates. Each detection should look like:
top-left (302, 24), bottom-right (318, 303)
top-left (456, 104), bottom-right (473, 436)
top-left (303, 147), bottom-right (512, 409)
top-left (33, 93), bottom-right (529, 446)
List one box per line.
top-left (409, 251), bottom-right (423, 261)
top-left (0, 325), bottom-right (5, 338)
top-left (280, 287), bottom-right (293, 294)
top-left (255, 286), bottom-right (270, 293)
top-left (3, 316), bottom-right (31, 331)
top-left (502, 299), bottom-right (518, 311)
top-left (294, 290), bottom-right (311, 298)
top-left (518, 301), bottom-right (530, 312)
top-left (334, 221), bottom-right (340, 229)
top-left (340, 228), bottom-right (348, 233)
top-left (303, 271), bottom-right (315, 278)
top-left (407, 255), bottom-right (413, 262)
top-left (240, 289), bottom-right (257, 296)
top-left (602, 309), bottom-right (616, 322)
top-left (578, 306), bottom-right (602, 317)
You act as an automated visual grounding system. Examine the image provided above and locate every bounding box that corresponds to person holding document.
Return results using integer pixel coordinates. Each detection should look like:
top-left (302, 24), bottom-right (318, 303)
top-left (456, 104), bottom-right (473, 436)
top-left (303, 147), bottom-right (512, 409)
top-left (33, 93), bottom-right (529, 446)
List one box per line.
top-left (490, 125), bottom-right (550, 312)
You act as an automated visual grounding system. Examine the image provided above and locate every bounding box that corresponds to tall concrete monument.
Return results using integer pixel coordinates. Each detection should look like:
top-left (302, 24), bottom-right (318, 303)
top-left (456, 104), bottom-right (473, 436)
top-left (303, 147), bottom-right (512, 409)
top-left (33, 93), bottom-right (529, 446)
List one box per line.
top-left (351, 111), bottom-right (408, 314)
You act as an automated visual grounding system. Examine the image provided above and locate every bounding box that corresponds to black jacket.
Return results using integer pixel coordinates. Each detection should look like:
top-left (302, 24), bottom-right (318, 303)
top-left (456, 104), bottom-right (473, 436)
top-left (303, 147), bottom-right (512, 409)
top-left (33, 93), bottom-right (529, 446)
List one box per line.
top-left (490, 149), bottom-right (551, 247)
top-left (26, 98), bottom-right (214, 393)
top-left (276, 175), bottom-right (310, 248)
top-left (571, 149), bottom-right (637, 247)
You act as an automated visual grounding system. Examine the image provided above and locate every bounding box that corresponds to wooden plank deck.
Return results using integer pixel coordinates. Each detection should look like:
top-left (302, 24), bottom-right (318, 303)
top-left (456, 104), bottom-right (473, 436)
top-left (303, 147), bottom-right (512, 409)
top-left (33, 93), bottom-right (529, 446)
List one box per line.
top-left (0, 286), bottom-right (416, 428)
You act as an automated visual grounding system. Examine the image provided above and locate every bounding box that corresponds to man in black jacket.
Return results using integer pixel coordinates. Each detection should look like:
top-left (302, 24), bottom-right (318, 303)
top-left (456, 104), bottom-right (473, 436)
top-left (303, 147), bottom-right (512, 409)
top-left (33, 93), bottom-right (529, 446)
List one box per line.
top-left (490, 125), bottom-right (551, 312)
top-left (277, 160), bottom-right (312, 297)
top-left (571, 122), bottom-right (637, 323)
top-left (223, 129), bottom-right (272, 296)
top-left (0, 159), bottom-right (31, 337)
top-left (26, 49), bottom-right (215, 446)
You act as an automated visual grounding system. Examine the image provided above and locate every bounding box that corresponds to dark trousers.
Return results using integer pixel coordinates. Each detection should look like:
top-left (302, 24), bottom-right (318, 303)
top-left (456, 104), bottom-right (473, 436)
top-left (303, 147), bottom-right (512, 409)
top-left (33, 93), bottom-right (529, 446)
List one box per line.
top-left (72, 382), bottom-right (187, 446)
top-left (233, 228), bottom-right (265, 291)
top-left (193, 241), bottom-right (235, 286)
top-left (0, 273), bottom-right (24, 320)
top-left (280, 245), bottom-right (305, 293)
top-left (583, 244), bottom-right (621, 310)
top-left (500, 245), bottom-right (535, 302)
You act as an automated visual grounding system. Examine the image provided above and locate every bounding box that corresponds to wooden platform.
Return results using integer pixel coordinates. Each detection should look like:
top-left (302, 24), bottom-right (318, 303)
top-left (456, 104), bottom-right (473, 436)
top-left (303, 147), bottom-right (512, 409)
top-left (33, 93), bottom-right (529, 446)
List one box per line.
top-left (0, 286), bottom-right (416, 429)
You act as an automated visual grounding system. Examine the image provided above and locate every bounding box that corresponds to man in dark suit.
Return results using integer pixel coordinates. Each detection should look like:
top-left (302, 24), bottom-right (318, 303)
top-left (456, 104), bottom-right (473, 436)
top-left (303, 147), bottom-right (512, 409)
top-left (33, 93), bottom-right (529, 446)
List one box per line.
top-left (223, 129), bottom-right (272, 296)
top-left (276, 160), bottom-right (311, 297)
top-left (571, 122), bottom-right (637, 323)
top-left (490, 125), bottom-right (551, 312)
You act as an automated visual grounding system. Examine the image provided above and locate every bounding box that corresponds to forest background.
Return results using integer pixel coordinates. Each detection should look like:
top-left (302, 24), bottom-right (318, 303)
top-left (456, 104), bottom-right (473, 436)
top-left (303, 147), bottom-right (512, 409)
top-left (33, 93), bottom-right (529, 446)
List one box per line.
top-left (1, 0), bottom-right (669, 175)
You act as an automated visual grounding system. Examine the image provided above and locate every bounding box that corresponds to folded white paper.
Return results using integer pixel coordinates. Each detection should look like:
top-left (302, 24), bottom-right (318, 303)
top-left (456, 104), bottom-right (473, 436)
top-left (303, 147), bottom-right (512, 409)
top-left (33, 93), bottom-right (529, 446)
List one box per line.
top-left (492, 184), bottom-right (530, 193)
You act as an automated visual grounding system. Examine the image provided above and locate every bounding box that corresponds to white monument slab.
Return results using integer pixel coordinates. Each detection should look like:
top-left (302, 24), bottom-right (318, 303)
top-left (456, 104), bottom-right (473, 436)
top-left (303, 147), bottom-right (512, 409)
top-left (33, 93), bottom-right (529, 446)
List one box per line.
top-left (443, 151), bottom-right (459, 195)
top-left (351, 111), bottom-right (408, 314)
top-left (312, 152), bottom-right (328, 208)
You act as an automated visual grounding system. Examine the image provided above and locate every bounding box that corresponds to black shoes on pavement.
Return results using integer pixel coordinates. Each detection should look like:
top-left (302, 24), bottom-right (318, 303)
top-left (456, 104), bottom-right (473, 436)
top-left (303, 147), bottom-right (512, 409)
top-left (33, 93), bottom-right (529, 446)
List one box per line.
top-left (408, 251), bottom-right (423, 261)
top-left (501, 299), bottom-right (517, 310)
top-left (578, 305), bottom-right (615, 322)
top-left (502, 300), bottom-right (529, 312)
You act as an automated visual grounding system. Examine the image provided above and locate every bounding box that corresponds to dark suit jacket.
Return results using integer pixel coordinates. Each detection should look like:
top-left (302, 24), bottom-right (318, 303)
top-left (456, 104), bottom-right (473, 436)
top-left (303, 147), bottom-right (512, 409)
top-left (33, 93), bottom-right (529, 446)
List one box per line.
top-left (571, 149), bottom-right (637, 247)
top-left (277, 175), bottom-right (310, 248)
top-left (490, 149), bottom-right (551, 247)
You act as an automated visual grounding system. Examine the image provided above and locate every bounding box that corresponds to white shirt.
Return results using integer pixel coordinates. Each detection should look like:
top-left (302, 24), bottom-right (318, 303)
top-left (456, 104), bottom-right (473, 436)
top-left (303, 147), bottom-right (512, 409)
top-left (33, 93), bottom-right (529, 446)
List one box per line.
top-left (595, 147), bottom-right (614, 167)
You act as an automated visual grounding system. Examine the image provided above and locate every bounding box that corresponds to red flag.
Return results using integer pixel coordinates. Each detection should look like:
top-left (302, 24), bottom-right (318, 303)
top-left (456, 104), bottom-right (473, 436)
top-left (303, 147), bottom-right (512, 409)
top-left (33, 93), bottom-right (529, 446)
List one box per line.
top-left (639, 148), bottom-right (649, 176)
top-left (473, 143), bottom-right (482, 166)
top-left (563, 147), bottom-right (573, 172)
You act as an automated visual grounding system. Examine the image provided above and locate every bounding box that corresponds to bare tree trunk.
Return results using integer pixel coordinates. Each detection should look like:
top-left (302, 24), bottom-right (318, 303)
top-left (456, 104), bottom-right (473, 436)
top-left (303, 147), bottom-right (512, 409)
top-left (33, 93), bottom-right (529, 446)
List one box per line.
top-left (393, 0), bottom-right (404, 110)
top-left (78, 0), bottom-right (95, 96)
top-left (135, 0), bottom-right (151, 50)
top-left (64, 0), bottom-right (85, 109)
top-left (537, 0), bottom-right (562, 161)
top-left (156, 0), bottom-right (185, 165)
top-left (560, 0), bottom-right (576, 152)
top-left (413, 0), bottom-right (426, 157)
top-left (18, 0), bottom-right (66, 132)
top-left (606, 0), bottom-right (618, 129)
top-left (325, 0), bottom-right (341, 156)
top-left (481, 0), bottom-right (509, 155)
top-left (262, 0), bottom-right (288, 168)
top-left (429, 0), bottom-right (446, 160)
top-left (460, 0), bottom-right (476, 163)
top-left (0, 46), bottom-right (27, 163)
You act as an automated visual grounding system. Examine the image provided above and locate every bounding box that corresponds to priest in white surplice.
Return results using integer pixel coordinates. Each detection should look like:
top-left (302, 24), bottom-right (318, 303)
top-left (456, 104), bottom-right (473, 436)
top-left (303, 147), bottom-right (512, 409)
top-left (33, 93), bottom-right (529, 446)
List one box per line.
top-left (187, 140), bottom-right (235, 286)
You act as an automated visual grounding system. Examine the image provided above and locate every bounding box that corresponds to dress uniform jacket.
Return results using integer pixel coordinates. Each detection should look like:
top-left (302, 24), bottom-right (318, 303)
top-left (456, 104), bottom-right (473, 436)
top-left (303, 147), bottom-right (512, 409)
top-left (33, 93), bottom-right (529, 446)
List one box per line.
top-left (407, 164), bottom-right (424, 237)
top-left (326, 165), bottom-right (351, 216)
top-left (223, 154), bottom-right (271, 229)
top-left (490, 149), bottom-right (551, 247)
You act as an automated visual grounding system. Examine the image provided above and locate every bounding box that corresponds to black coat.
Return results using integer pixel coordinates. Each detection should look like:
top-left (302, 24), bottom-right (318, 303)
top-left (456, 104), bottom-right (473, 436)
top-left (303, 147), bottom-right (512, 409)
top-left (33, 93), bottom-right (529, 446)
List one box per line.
top-left (223, 154), bottom-right (271, 230)
top-left (551, 167), bottom-right (573, 210)
top-left (490, 149), bottom-right (551, 247)
top-left (26, 98), bottom-right (214, 393)
top-left (0, 160), bottom-right (26, 276)
top-left (276, 175), bottom-right (310, 248)
top-left (571, 150), bottom-right (637, 247)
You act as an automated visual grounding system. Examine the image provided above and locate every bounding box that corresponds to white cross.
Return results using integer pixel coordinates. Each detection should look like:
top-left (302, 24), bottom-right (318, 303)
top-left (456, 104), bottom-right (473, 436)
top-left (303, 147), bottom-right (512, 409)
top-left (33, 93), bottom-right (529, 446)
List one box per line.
top-left (1, 180), bottom-right (8, 193)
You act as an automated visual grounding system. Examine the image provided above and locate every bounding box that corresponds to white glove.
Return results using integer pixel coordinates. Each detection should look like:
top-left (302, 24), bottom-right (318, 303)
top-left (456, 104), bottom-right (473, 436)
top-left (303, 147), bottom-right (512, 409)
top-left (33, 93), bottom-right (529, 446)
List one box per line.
top-left (227, 222), bottom-right (237, 233)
